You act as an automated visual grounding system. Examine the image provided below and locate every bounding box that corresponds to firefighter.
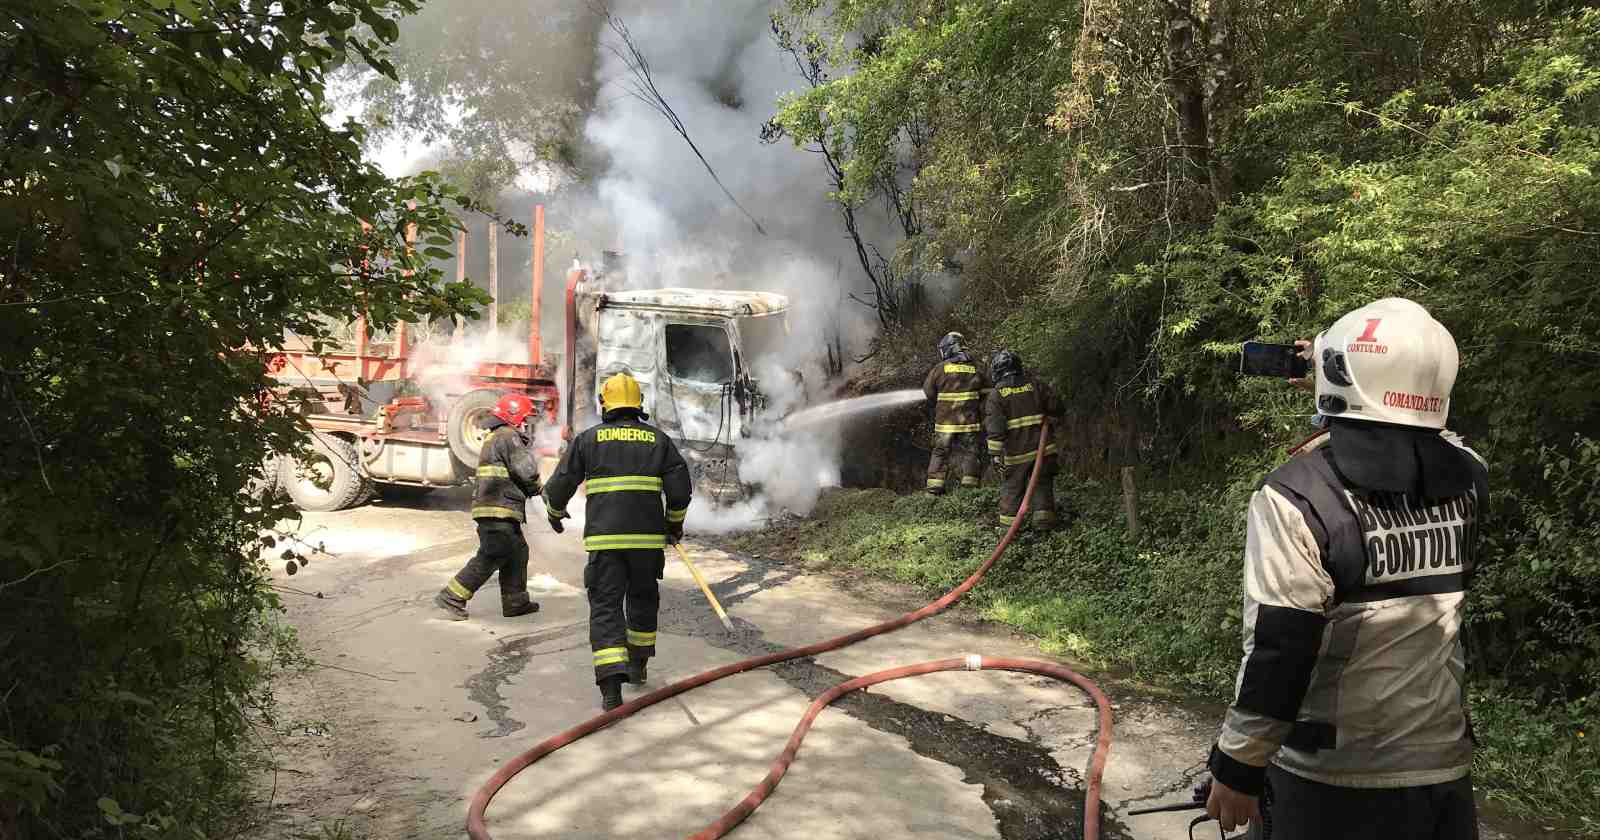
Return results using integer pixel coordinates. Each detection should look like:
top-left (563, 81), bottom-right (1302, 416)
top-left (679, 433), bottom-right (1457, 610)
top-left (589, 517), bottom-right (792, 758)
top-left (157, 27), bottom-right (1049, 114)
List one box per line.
top-left (922, 331), bottom-right (989, 494)
top-left (983, 350), bottom-right (1064, 529)
top-left (542, 371), bottom-right (692, 711)
top-left (1205, 298), bottom-right (1487, 839)
top-left (434, 393), bottom-right (542, 621)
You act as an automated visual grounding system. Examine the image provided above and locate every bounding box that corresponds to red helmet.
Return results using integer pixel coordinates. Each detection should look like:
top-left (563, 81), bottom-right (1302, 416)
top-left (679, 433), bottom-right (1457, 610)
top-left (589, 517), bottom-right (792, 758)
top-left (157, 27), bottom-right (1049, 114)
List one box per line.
top-left (492, 394), bottom-right (535, 428)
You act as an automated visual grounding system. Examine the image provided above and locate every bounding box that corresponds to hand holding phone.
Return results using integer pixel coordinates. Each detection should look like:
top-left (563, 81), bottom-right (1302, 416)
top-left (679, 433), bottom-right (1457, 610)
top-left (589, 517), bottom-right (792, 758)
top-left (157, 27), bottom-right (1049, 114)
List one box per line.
top-left (1240, 341), bottom-right (1312, 379)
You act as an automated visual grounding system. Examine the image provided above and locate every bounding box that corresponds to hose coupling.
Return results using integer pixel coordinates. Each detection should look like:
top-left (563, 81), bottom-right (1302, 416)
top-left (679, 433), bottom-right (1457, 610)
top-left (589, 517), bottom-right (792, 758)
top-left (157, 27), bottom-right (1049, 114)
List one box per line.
top-left (965, 654), bottom-right (983, 671)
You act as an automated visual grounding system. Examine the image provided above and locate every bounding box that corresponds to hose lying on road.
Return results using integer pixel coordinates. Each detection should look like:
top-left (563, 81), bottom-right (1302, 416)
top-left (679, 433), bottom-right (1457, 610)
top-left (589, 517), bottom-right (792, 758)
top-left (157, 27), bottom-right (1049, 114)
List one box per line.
top-left (466, 420), bottom-right (1115, 840)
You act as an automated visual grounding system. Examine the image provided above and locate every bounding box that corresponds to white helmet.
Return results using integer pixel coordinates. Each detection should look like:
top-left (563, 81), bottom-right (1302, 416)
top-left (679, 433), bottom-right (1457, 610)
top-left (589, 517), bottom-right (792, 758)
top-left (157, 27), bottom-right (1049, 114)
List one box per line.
top-left (1313, 298), bottom-right (1459, 429)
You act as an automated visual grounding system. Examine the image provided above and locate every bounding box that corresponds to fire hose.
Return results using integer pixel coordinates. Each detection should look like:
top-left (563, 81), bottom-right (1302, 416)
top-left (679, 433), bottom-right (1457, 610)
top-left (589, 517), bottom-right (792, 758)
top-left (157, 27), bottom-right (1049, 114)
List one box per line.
top-left (466, 420), bottom-right (1116, 840)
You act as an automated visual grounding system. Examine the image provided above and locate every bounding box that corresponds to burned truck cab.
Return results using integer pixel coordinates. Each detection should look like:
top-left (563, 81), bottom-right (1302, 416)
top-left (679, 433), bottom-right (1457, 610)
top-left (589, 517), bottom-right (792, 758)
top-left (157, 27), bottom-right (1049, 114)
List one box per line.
top-left (565, 282), bottom-right (789, 503)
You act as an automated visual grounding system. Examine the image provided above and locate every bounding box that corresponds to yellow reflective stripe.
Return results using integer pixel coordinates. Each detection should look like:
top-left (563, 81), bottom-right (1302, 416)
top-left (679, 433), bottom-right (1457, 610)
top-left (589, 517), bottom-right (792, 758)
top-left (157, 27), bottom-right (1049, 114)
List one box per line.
top-left (627, 629), bottom-right (657, 646)
top-left (944, 363), bottom-right (976, 373)
top-left (584, 533), bottom-right (668, 551)
top-left (986, 439), bottom-right (1004, 452)
top-left (586, 475), bottom-right (664, 494)
top-left (999, 514), bottom-right (1017, 524)
top-left (926, 478), bottom-right (947, 487)
top-left (476, 465), bottom-right (510, 477)
top-left (472, 505), bottom-right (520, 519)
top-left (936, 391), bottom-right (980, 401)
top-left (1006, 414), bottom-right (1043, 429)
top-left (593, 647), bottom-right (629, 667)
top-left (666, 507), bottom-right (687, 523)
top-left (933, 423), bottom-right (981, 433)
top-left (960, 477), bottom-right (980, 486)
top-left (1004, 443), bottom-right (1058, 465)
top-left (1032, 511), bottom-right (1058, 523)
top-left (447, 579), bottom-right (472, 599)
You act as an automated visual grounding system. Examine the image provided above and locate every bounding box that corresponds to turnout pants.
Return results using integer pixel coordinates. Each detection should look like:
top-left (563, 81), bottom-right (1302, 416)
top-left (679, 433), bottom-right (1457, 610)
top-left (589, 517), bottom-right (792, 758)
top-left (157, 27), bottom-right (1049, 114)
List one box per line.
top-left (446, 519), bottom-right (532, 613)
top-left (927, 432), bottom-right (984, 491)
top-left (585, 548), bottom-right (664, 684)
top-left (1266, 765), bottom-right (1478, 840)
top-left (998, 455), bottom-right (1058, 528)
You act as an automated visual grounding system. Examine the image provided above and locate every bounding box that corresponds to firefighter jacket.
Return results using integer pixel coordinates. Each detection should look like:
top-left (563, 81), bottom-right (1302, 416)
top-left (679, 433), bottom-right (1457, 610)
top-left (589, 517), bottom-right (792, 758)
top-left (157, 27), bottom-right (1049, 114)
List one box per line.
top-left (1210, 427), bottom-right (1489, 795)
top-left (471, 417), bottom-right (542, 522)
top-left (923, 353), bottom-right (990, 435)
top-left (542, 410), bottom-right (693, 552)
top-left (983, 374), bottom-right (1063, 466)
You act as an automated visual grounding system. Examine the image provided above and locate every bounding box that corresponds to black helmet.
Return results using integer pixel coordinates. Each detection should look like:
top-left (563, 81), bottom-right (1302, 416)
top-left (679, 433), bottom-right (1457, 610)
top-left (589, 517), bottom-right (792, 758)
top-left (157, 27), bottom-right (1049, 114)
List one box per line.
top-left (937, 331), bottom-right (965, 360)
top-left (990, 349), bottom-right (1023, 382)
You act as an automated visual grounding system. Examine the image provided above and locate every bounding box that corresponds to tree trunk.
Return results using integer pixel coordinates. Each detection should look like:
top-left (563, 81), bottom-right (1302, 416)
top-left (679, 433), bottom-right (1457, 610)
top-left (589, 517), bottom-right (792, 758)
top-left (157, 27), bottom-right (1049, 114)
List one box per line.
top-left (1203, 0), bottom-right (1238, 204)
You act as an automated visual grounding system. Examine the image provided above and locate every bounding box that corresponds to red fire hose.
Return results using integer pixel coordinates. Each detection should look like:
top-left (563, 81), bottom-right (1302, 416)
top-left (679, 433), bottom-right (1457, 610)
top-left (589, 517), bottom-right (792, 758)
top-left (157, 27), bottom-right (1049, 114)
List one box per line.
top-left (466, 421), bottom-right (1115, 839)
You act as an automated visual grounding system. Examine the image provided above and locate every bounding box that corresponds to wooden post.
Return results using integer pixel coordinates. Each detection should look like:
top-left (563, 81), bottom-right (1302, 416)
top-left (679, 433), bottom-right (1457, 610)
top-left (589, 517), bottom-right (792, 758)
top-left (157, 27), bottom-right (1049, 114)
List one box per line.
top-left (488, 222), bottom-right (499, 336)
top-left (530, 204), bottom-right (545, 366)
top-left (1121, 466), bottom-right (1139, 540)
top-left (454, 228), bottom-right (467, 343)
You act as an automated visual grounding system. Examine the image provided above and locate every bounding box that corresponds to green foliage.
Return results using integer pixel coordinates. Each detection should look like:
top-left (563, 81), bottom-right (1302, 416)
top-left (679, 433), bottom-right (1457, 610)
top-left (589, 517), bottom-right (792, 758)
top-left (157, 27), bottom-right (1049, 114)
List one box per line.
top-left (0, 0), bottom-right (489, 834)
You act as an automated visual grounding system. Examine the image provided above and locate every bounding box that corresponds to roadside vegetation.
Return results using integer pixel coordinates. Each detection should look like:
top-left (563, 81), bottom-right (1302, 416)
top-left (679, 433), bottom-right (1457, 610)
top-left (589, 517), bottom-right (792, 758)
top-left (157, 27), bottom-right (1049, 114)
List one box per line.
top-left (0, 1), bottom-right (493, 835)
top-left (754, 1), bottom-right (1600, 832)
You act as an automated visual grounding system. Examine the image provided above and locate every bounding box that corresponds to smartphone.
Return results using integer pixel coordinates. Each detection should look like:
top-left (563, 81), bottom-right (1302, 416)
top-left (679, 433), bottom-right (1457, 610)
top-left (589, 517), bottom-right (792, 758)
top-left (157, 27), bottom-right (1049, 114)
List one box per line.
top-left (1240, 341), bottom-right (1311, 378)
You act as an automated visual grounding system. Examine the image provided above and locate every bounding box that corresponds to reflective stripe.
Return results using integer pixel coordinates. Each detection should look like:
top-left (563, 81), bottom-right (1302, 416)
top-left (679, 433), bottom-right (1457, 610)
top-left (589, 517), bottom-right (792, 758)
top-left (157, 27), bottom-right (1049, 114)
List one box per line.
top-left (666, 507), bottom-right (687, 523)
top-left (936, 391), bottom-right (980, 402)
top-left (944, 363), bottom-right (976, 373)
top-left (998, 514), bottom-right (1016, 524)
top-left (987, 439), bottom-right (1004, 453)
top-left (926, 478), bottom-right (947, 488)
top-left (933, 422), bottom-right (982, 434)
top-left (1032, 510), bottom-right (1058, 523)
top-left (447, 579), bottom-right (472, 599)
top-left (585, 533), bottom-right (667, 551)
top-left (627, 629), bottom-right (657, 647)
top-left (960, 477), bottom-right (980, 487)
top-left (1004, 443), bottom-right (1058, 465)
top-left (586, 475), bottom-right (664, 494)
top-left (593, 646), bottom-right (629, 667)
top-left (1006, 414), bottom-right (1043, 429)
top-left (476, 464), bottom-right (510, 478)
top-left (541, 493), bottom-right (566, 517)
top-left (472, 505), bottom-right (520, 519)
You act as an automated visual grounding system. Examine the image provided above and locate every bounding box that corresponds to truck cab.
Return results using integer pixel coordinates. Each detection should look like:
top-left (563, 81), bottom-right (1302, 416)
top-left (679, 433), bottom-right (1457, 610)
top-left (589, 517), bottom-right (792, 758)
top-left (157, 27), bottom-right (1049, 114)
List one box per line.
top-left (568, 284), bottom-right (789, 503)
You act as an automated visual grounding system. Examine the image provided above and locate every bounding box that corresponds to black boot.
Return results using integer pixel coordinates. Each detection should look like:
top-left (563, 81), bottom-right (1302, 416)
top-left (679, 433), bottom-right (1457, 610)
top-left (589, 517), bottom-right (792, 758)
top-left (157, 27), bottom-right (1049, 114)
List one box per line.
top-left (433, 589), bottom-right (468, 621)
top-left (599, 676), bottom-right (625, 711)
top-left (502, 594), bottom-right (540, 618)
top-left (627, 657), bottom-right (648, 687)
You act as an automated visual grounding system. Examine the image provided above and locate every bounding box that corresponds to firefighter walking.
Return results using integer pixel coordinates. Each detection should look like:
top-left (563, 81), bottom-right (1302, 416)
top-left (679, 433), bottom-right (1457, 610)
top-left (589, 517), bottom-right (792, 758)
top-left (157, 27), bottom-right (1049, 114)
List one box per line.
top-left (434, 394), bottom-right (543, 621)
top-left (542, 372), bottom-right (692, 711)
top-left (922, 331), bottom-right (990, 494)
top-left (983, 350), bottom-right (1064, 529)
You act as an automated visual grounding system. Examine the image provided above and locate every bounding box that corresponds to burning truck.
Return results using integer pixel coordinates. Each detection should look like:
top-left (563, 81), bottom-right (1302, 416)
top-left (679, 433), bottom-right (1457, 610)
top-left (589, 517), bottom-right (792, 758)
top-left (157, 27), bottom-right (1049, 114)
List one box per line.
top-left (262, 207), bottom-right (789, 511)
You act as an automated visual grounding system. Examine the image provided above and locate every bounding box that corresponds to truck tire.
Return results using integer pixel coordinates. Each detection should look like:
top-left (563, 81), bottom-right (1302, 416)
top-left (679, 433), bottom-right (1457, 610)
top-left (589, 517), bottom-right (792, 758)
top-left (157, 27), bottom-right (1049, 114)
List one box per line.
top-left (246, 454), bottom-right (281, 501)
top-left (447, 389), bottom-right (502, 469)
top-left (279, 433), bottom-right (370, 512)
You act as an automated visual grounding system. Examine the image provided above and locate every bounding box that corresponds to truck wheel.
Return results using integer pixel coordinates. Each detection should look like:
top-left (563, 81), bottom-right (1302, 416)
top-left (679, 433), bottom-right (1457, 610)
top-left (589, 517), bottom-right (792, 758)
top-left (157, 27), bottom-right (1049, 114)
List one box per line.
top-left (447, 389), bottom-right (502, 468)
top-left (246, 454), bottom-right (281, 500)
top-left (279, 433), bottom-right (370, 512)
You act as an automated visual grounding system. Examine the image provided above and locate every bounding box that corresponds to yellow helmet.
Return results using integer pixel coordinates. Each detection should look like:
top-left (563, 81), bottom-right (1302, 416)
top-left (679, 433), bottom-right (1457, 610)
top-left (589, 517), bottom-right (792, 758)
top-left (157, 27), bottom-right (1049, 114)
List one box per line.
top-left (599, 371), bottom-right (644, 412)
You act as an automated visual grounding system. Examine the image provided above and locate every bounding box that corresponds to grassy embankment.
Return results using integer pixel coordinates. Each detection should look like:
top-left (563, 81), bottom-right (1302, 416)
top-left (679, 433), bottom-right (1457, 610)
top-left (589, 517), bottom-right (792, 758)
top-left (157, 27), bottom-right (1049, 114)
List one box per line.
top-left (728, 480), bottom-right (1599, 837)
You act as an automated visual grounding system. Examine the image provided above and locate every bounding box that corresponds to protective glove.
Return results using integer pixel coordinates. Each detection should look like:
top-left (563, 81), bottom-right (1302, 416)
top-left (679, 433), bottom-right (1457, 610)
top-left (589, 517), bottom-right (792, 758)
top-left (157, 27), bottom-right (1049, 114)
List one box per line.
top-left (666, 526), bottom-right (683, 546)
top-left (547, 515), bottom-right (565, 534)
top-left (991, 455), bottom-right (1006, 475)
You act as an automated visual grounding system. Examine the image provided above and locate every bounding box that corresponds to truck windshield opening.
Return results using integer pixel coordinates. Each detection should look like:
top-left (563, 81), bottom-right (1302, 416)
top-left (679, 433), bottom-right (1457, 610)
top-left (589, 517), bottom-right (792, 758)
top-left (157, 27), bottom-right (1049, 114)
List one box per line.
top-left (666, 323), bottom-right (733, 383)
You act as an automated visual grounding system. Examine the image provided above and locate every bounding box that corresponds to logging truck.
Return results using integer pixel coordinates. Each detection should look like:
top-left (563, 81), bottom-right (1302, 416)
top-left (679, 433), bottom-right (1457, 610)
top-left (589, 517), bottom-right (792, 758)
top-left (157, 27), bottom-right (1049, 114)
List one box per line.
top-left (262, 206), bottom-right (789, 511)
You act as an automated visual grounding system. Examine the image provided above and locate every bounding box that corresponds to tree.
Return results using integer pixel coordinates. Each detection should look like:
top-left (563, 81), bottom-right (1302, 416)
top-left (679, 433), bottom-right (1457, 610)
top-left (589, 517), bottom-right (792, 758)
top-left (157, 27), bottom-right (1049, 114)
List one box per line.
top-left (0, 0), bottom-right (490, 833)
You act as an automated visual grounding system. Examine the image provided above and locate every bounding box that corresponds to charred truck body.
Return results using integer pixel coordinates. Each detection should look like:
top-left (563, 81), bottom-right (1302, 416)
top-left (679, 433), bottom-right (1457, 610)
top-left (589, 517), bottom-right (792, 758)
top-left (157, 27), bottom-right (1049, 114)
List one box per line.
top-left (264, 206), bottom-right (786, 511)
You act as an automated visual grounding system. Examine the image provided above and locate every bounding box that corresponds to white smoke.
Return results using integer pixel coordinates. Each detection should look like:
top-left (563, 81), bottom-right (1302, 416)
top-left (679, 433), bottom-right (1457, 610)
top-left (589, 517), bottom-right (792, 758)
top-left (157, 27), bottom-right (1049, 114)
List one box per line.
top-left (576, 0), bottom-right (900, 530)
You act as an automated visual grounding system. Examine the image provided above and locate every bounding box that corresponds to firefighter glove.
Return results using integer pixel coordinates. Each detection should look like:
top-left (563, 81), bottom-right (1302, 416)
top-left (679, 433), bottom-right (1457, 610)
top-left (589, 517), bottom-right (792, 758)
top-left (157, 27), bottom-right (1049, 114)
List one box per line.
top-left (991, 455), bottom-right (1006, 475)
top-left (666, 526), bottom-right (683, 546)
top-left (547, 515), bottom-right (565, 534)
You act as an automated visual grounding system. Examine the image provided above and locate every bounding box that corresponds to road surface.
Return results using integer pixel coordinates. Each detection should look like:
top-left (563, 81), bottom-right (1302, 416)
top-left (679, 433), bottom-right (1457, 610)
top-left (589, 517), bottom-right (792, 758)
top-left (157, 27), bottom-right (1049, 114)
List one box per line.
top-left (252, 488), bottom-right (1518, 840)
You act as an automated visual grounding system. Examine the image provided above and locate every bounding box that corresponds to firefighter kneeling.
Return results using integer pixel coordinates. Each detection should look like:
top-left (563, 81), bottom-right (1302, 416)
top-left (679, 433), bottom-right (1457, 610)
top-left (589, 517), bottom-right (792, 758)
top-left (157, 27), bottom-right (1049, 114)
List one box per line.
top-left (542, 371), bottom-right (692, 711)
top-left (983, 350), bottom-right (1065, 529)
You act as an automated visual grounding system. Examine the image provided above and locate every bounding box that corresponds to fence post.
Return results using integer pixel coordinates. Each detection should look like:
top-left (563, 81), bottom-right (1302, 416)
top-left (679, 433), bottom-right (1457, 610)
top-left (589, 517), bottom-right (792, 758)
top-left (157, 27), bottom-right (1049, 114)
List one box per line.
top-left (1121, 466), bottom-right (1139, 540)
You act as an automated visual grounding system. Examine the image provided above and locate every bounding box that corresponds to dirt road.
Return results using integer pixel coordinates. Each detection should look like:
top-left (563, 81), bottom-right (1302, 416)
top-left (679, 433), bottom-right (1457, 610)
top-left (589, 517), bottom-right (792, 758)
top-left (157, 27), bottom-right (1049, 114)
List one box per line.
top-left (253, 489), bottom-right (1518, 840)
